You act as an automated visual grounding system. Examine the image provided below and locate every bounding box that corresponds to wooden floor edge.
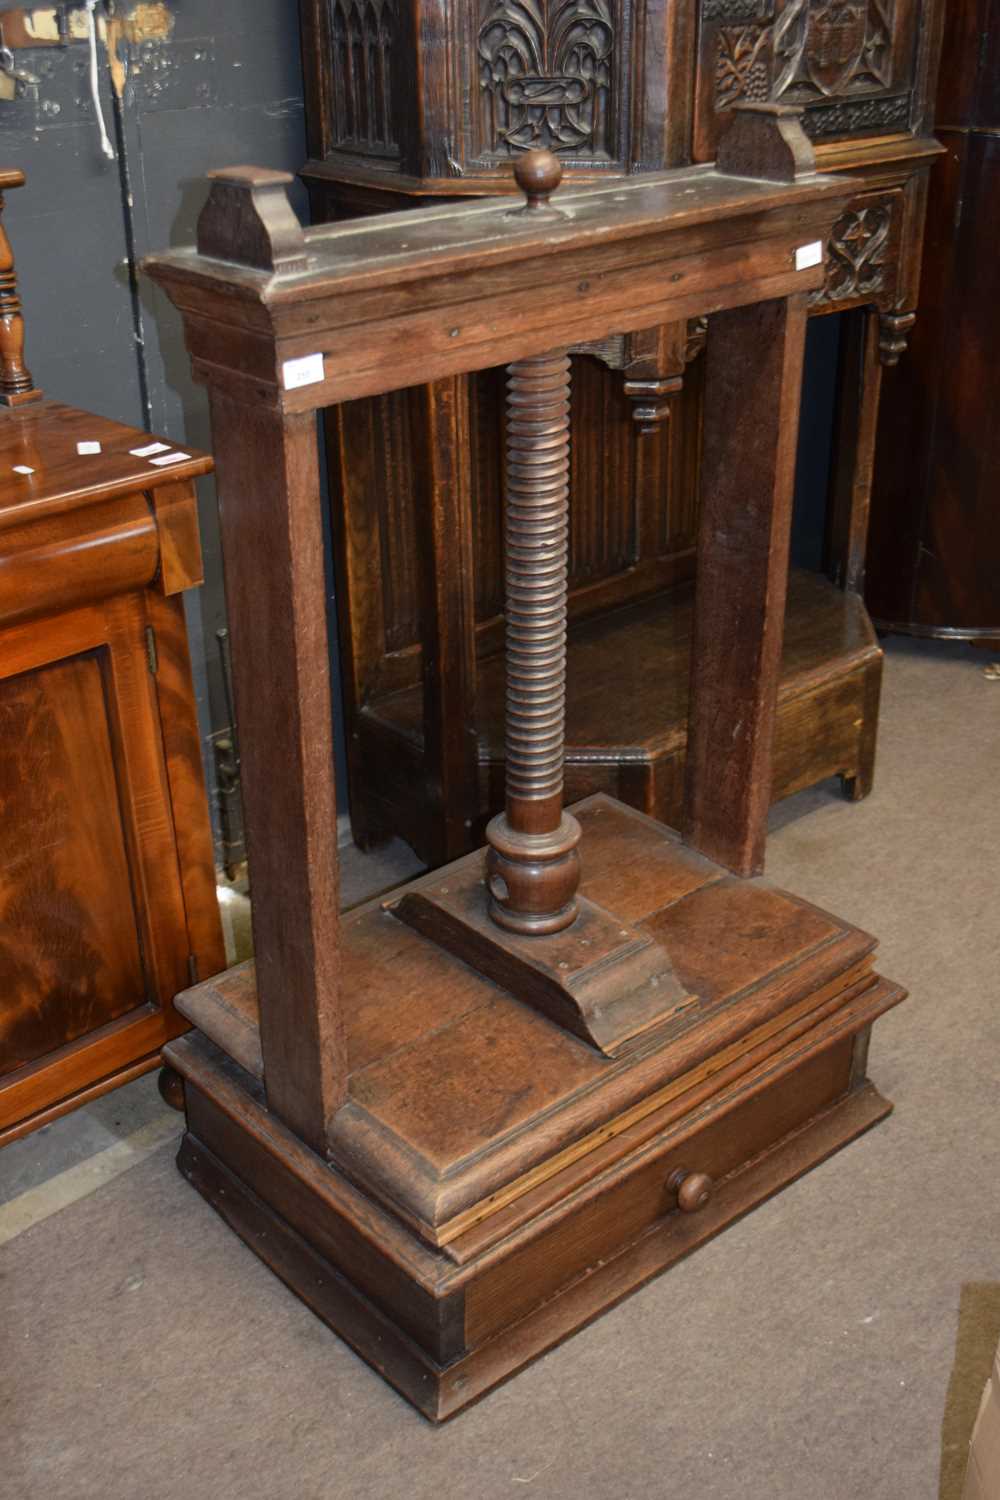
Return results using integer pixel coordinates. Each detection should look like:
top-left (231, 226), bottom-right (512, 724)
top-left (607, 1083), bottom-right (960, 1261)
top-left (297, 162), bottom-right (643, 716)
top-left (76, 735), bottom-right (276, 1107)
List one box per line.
top-left (172, 1080), bottom-right (892, 1423)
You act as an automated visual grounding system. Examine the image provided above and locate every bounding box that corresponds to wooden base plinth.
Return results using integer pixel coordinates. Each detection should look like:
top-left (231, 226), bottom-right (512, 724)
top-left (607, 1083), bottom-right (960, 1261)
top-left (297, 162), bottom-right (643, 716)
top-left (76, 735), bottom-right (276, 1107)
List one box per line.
top-left (167, 795), bottom-right (904, 1420)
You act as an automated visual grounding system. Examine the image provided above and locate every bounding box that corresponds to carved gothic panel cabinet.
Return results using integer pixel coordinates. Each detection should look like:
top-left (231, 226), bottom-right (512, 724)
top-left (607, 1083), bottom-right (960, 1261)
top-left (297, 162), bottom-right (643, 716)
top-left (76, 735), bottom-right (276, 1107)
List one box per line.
top-left (298, 0), bottom-right (944, 866)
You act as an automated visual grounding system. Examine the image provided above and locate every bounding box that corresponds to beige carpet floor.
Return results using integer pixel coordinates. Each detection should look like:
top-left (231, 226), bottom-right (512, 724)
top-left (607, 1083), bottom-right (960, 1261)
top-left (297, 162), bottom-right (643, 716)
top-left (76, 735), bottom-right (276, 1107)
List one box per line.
top-left (2, 636), bottom-right (998, 1500)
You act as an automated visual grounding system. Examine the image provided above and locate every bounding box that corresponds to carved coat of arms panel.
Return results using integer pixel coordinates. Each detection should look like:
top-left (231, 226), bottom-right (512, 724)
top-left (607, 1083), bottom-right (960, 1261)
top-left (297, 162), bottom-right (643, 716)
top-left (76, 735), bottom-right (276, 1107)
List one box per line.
top-left (695, 0), bottom-right (921, 159)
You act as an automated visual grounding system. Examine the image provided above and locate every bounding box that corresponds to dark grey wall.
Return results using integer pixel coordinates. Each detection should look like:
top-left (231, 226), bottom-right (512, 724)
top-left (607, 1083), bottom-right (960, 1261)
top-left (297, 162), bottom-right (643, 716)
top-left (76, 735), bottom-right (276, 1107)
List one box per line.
top-left (2, 0), bottom-right (312, 837)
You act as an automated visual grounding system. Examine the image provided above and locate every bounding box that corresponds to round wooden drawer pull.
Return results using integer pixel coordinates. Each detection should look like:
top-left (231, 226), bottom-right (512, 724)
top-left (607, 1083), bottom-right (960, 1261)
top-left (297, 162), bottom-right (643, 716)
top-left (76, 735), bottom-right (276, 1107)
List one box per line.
top-left (668, 1169), bottom-right (714, 1214)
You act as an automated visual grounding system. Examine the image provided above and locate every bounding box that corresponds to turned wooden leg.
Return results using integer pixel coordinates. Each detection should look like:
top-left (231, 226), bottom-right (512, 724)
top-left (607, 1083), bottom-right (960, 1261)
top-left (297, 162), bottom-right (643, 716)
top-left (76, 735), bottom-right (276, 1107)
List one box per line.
top-left (158, 1064), bottom-right (185, 1111)
top-left (0, 184), bottom-right (40, 407)
top-left (486, 349), bottom-right (581, 935)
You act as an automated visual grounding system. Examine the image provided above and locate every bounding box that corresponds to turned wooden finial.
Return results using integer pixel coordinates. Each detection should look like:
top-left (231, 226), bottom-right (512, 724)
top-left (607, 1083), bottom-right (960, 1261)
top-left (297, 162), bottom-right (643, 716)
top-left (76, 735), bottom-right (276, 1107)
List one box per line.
top-left (0, 167), bottom-right (41, 407)
top-left (196, 165), bottom-right (309, 272)
top-left (716, 103), bottom-right (816, 183)
top-left (513, 150), bottom-right (564, 212)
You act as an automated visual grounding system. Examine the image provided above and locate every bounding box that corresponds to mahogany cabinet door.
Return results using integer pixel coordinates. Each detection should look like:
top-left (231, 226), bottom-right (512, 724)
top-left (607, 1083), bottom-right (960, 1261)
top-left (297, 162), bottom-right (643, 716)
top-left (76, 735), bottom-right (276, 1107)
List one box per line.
top-left (0, 592), bottom-right (197, 1133)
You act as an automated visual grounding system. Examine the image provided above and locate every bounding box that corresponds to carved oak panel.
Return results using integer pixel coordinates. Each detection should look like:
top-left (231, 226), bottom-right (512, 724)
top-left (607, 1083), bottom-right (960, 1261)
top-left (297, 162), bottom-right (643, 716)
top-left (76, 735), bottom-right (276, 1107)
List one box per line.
top-left (325, 0), bottom-right (400, 156)
top-left (695, 0), bottom-right (922, 159)
top-left (472, 0), bottom-right (625, 166)
top-left (809, 190), bottom-right (901, 309)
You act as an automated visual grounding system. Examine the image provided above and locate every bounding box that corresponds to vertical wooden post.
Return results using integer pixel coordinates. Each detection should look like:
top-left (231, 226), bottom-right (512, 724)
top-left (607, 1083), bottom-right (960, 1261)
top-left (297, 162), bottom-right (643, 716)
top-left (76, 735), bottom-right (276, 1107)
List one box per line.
top-left (412, 375), bottom-right (481, 865)
top-left (207, 390), bottom-right (346, 1154)
top-left (826, 307), bottom-right (884, 594)
top-left (683, 293), bottom-right (809, 876)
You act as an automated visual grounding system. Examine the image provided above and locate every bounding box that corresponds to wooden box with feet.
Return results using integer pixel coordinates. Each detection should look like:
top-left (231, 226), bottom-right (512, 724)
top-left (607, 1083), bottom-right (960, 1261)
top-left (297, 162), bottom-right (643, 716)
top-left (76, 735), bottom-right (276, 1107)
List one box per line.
top-left (147, 109), bottom-right (905, 1419)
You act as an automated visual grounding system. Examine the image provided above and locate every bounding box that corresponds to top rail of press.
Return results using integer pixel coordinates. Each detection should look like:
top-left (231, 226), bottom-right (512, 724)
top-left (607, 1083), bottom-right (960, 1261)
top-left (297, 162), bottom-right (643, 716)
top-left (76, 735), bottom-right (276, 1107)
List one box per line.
top-left (142, 105), bottom-right (862, 410)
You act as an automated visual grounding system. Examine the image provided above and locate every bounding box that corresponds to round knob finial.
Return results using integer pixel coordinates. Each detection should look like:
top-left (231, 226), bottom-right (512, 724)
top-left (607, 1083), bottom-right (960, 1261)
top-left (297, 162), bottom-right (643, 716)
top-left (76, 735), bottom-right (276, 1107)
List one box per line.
top-left (668, 1169), bottom-right (714, 1214)
top-left (514, 149), bottom-right (563, 211)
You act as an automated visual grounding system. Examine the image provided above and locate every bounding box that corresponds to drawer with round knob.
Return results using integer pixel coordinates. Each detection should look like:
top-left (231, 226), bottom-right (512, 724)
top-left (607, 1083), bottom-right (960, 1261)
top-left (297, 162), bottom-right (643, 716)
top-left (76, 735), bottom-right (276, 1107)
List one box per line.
top-left (463, 1033), bottom-right (859, 1346)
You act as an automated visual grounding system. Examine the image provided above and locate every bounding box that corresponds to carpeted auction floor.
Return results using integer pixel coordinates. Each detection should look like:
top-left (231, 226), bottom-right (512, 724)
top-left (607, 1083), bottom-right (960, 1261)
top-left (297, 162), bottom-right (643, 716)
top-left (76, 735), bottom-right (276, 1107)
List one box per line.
top-left (2, 636), bottom-right (998, 1500)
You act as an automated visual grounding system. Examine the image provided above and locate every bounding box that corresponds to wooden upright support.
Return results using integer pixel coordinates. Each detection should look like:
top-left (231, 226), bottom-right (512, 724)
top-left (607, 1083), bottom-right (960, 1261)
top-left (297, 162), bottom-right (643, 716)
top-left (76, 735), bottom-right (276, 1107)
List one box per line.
top-left (207, 393), bottom-right (345, 1152)
top-left (681, 104), bottom-right (814, 877)
top-left (683, 293), bottom-right (809, 877)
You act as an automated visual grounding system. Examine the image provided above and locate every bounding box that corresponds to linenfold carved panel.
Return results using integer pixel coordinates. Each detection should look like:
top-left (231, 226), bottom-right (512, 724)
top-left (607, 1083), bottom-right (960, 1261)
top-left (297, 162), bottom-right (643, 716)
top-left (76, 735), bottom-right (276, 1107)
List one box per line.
top-left (327, 0), bottom-right (399, 154)
top-left (476, 1), bottom-right (618, 159)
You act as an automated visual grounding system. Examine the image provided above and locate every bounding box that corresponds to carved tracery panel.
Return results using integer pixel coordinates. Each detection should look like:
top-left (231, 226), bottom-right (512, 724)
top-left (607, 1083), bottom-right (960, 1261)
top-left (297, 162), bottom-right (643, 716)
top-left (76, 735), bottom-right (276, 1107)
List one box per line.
top-left (327, 0), bottom-right (398, 154)
top-left (476, 1), bottom-right (618, 160)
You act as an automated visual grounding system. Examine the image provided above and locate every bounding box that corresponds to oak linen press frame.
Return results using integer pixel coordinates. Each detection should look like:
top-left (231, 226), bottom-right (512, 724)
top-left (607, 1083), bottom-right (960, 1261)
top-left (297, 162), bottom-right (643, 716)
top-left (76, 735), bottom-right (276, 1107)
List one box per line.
top-left (147, 106), bottom-right (905, 1420)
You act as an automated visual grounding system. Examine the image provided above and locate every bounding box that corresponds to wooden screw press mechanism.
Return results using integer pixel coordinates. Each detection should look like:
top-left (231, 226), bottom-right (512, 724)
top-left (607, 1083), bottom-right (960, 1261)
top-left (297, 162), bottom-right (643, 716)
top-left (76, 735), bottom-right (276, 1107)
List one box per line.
top-left (147, 106), bottom-right (906, 1422)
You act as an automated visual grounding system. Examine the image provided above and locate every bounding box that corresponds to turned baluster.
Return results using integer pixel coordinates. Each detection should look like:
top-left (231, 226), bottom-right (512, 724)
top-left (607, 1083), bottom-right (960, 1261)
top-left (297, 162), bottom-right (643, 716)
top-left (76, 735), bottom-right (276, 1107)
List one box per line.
top-left (485, 152), bottom-right (582, 936)
top-left (0, 170), bottom-right (40, 407)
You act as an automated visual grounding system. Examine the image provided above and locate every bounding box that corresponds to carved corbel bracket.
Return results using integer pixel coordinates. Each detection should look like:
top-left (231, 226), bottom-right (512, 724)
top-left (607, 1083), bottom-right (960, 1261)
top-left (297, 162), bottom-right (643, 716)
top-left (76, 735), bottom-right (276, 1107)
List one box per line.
top-left (573, 316), bottom-right (709, 434)
top-left (878, 310), bottom-right (916, 366)
top-left (622, 374), bottom-right (684, 434)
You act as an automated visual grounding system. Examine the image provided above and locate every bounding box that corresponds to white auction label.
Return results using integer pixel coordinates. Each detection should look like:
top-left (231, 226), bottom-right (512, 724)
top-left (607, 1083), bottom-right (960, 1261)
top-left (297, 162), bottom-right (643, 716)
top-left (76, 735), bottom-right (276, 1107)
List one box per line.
top-left (282, 352), bottom-right (325, 390)
top-left (795, 241), bottom-right (824, 271)
top-left (77, 440), bottom-right (102, 455)
top-left (12, 464), bottom-right (34, 475)
top-left (149, 451), bottom-right (191, 467)
top-left (130, 441), bottom-right (171, 458)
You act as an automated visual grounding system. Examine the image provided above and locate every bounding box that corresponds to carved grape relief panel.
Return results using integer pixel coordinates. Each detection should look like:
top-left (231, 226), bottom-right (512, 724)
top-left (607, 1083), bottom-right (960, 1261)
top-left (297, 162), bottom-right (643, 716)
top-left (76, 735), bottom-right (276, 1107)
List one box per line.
top-left (716, 25), bottom-right (771, 108)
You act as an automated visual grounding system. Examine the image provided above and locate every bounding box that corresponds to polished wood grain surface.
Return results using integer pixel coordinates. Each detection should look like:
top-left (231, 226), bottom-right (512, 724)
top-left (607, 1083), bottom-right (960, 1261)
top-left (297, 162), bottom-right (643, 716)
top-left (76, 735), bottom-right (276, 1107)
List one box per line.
top-left (0, 655), bottom-right (147, 1077)
top-left (0, 399), bottom-right (212, 526)
top-left (0, 384), bottom-right (224, 1142)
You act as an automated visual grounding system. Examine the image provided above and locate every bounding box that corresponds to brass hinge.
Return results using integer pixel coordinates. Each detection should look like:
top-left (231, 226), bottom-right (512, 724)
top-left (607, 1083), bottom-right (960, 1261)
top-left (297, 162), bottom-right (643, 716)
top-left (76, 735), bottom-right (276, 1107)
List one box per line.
top-left (145, 624), bottom-right (158, 676)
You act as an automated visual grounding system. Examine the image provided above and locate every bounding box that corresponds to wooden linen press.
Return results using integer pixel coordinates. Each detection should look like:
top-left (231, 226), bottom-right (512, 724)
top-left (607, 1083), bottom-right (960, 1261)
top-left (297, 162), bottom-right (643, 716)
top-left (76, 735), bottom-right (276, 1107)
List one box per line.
top-left (148, 107), bottom-right (905, 1421)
